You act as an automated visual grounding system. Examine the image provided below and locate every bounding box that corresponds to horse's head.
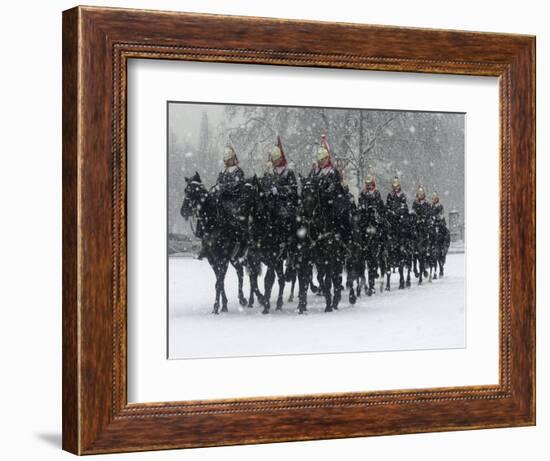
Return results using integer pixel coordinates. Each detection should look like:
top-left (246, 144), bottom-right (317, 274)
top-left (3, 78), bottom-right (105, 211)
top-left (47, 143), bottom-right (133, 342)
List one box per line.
top-left (180, 172), bottom-right (206, 220)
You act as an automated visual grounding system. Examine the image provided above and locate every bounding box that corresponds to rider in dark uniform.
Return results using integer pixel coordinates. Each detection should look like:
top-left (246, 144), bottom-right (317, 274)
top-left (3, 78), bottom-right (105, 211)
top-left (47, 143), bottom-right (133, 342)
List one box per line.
top-left (386, 176), bottom-right (409, 226)
top-left (359, 174), bottom-right (385, 220)
top-left (212, 146), bottom-right (248, 259)
top-left (431, 191), bottom-right (444, 220)
top-left (412, 186), bottom-right (431, 277)
top-left (412, 186), bottom-right (431, 227)
top-left (269, 137), bottom-right (298, 246)
top-left (313, 142), bottom-right (348, 242)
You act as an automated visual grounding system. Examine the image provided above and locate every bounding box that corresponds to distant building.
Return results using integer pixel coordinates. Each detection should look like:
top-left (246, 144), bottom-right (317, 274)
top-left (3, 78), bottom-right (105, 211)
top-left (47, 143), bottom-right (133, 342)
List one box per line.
top-left (449, 209), bottom-right (463, 242)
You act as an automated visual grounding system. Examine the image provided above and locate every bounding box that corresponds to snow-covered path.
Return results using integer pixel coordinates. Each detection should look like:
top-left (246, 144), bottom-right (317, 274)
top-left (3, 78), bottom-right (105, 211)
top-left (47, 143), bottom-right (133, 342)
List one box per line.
top-left (168, 253), bottom-right (465, 359)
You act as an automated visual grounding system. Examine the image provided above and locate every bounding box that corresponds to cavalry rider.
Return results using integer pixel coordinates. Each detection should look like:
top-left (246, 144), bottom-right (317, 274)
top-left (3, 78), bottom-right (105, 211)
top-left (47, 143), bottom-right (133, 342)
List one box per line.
top-left (386, 176), bottom-right (409, 224)
top-left (268, 136), bottom-right (299, 249)
top-left (359, 174), bottom-right (385, 220)
top-left (212, 146), bottom-right (248, 259)
top-left (412, 185), bottom-right (431, 224)
top-left (431, 191), bottom-right (444, 220)
top-left (313, 134), bottom-right (350, 243)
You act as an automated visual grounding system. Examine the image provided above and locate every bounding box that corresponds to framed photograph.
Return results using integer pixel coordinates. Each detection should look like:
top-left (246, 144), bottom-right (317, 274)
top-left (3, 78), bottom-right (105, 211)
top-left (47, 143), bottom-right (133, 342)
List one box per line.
top-left (62, 6), bottom-right (535, 455)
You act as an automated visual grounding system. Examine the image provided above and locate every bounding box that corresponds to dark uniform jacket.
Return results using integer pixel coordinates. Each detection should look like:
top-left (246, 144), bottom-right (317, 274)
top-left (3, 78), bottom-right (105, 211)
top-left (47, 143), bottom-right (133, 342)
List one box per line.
top-left (359, 189), bottom-right (385, 220)
top-left (412, 199), bottom-right (431, 225)
top-left (270, 167), bottom-right (298, 218)
top-left (215, 166), bottom-right (246, 225)
top-left (314, 166), bottom-right (350, 241)
top-left (412, 199), bottom-right (431, 247)
top-left (386, 190), bottom-right (409, 230)
top-left (431, 202), bottom-right (444, 220)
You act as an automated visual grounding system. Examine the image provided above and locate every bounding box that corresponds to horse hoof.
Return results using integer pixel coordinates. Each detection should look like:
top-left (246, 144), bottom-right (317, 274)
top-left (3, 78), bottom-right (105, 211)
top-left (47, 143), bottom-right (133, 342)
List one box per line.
top-left (262, 308), bottom-right (269, 314)
top-left (248, 301), bottom-right (254, 308)
top-left (212, 308), bottom-right (219, 315)
top-left (349, 295), bottom-right (356, 305)
top-left (221, 306), bottom-right (228, 313)
top-left (399, 283), bottom-right (405, 289)
top-left (406, 280), bottom-right (411, 288)
top-left (433, 274), bottom-right (438, 280)
top-left (385, 285), bottom-right (390, 292)
top-left (239, 297), bottom-right (247, 307)
top-left (324, 307), bottom-right (333, 313)
top-left (423, 271), bottom-right (429, 278)
top-left (288, 295), bottom-right (294, 302)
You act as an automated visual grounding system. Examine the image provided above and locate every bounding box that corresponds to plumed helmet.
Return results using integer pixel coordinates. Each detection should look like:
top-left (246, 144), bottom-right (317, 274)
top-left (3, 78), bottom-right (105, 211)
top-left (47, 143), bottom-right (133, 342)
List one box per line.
top-left (317, 146), bottom-right (330, 162)
top-left (392, 176), bottom-right (401, 189)
top-left (432, 191), bottom-right (439, 199)
top-left (223, 146), bottom-right (236, 162)
top-left (270, 146), bottom-right (282, 162)
top-left (365, 174), bottom-right (375, 185)
top-left (416, 186), bottom-right (426, 198)
top-left (265, 160), bottom-right (273, 172)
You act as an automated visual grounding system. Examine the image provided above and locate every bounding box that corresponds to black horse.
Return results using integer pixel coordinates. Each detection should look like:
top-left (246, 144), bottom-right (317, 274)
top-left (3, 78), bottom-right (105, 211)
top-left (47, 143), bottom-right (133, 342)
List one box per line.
top-left (356, 204), bottom-right (390, 295)
top-left (412, 212), bottom-right (431, 285)
top-left (385, 211), bottom-right (413, 290)
top-left (180, 172), bottom-right (249, 314)
top-left (427, 216), bottom-right (451, 280)
top-left (345, 208), bottom-right (366, 304)
top-left (301, 175), bottom-right (345, 312)
top-left (247, 175), bottom-right (289, 314)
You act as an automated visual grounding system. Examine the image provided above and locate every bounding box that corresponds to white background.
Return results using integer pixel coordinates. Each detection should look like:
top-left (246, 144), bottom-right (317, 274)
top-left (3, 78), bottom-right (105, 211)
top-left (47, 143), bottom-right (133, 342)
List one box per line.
top-left (0, 1), bottom-right (546, 460)
top-left (128, 60), bottom-right (498, 402)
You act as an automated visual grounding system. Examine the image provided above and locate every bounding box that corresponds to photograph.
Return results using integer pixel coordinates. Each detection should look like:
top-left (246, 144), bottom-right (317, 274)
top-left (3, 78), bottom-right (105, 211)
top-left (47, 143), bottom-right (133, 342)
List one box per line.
top-left (168, 102), bottom-right (466, 359)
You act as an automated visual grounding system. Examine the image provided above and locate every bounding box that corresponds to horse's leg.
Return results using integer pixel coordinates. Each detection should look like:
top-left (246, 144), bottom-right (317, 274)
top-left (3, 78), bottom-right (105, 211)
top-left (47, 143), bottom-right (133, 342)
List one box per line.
top-left (275, 262), bottom-right (285, 310)
top-left (348, 263), bottom-right (357, 304)
top-left (288, 271), bottom-right (296, 302)
top-left (332, 268), bottom-right (343, 310)
top-left (248, 273), bottom-right (255, 307)
top-left (399, 264), bottom-right (405, 289)
top-left (263, 266), bottom-right (275, 314)
top-left (220, 262), bottom-right (229, 312)
top-left (406, 255), bottom-right (412, 287)
top-left (212, 265), bottom-right (221, 314)
top-left (323, 271), bottom-right (333, 312)
top-left (234, 262), bottom-right (247, 306)
top-left (297, 266), bottom-right (309, 313)
top-left (432, 250), bottom-right (440, 280)
top-left (414, 255), bottom-right (420, 278)
top-left (316, 267), bottom-right (326, 297)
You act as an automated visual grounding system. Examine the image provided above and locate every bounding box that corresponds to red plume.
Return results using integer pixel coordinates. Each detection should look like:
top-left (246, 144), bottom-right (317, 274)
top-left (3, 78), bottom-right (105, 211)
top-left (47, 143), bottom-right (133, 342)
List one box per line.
top-left (277, 134), bottom-right (288, 167)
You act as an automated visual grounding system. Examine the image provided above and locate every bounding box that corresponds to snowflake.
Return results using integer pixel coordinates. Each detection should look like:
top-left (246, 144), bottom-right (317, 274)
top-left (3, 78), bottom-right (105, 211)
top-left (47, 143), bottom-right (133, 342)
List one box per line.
top-left (409, 125), bottom-right (416, 133)
top-left (185, 151), bottom-right (194, 158)
top-left (296, 228), bottom-right (307, 238)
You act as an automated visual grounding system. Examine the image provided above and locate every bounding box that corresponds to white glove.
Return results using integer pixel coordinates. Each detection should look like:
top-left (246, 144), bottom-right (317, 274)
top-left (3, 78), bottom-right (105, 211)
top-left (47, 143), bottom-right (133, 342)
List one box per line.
top-left (271, 186), bottom-right (278, 195)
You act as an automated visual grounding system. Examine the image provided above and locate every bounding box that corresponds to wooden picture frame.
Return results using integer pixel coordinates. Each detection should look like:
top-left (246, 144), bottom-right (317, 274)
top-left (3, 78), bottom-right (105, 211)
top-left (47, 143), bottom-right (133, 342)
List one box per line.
top-left (62, 5), bottom-right (535, 455)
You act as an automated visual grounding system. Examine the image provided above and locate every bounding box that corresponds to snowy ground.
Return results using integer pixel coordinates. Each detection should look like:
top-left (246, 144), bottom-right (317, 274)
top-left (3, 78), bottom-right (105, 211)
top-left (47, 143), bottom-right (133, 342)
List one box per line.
top-left (168, 253), bottom-right (465, 359)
